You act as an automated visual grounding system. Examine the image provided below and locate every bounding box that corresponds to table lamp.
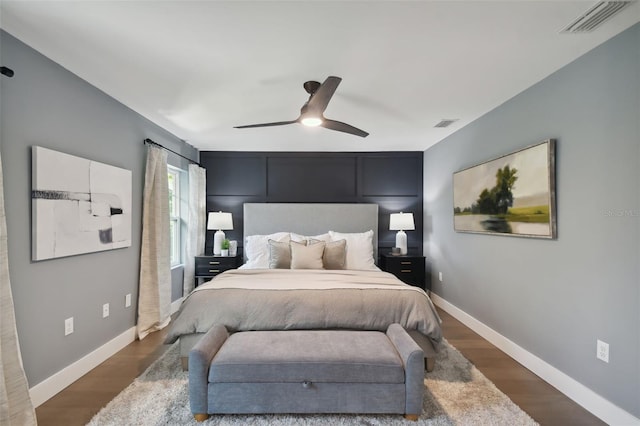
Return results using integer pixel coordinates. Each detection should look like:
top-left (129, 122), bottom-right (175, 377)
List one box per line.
top-left (208, 211), bottom-right (233, 255)
top-left (389, 212), bottom-right (414, 255)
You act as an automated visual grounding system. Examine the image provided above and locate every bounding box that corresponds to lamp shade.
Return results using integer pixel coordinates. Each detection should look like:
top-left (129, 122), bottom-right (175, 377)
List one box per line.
top-left (389, 212), bottom-right (415, 231)
top-left (207, 211), bottom-right (233, 230)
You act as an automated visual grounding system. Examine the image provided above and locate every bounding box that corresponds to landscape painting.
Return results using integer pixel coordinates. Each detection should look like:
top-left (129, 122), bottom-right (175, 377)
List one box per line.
top-left (453, 139), bottom-right (556, 239)
top-left (32, 146), bottom-right (132, 260)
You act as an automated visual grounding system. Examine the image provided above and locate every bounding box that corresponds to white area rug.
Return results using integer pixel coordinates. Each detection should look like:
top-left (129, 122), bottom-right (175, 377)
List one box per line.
top-left (88, 339), bottom-right (537, 425)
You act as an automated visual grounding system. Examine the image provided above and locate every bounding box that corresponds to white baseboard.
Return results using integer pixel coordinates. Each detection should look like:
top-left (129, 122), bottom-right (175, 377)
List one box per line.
top-left (30, 298), bottom-right (183, 408)
top-left (29, 326), bottom-right (136, 407)
top-left (430, 293), bottom-right (640, 426)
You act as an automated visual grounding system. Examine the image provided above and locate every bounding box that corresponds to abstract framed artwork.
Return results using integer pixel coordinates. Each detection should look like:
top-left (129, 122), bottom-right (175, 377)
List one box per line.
top-left (32, 146), bottom-right (132, 260)
top-left (453, 139), bottom-right (556, 239)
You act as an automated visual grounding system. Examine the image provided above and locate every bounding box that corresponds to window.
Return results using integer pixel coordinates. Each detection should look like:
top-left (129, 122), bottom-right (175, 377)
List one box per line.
top-left (168, 167), bottom-right (181, 267)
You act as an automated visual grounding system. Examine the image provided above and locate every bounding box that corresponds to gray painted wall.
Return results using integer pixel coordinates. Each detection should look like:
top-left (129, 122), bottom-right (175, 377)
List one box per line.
top-left (424, 24), bottom-right (639, 416)
top-left (0, 31), bottom-right (197, 387)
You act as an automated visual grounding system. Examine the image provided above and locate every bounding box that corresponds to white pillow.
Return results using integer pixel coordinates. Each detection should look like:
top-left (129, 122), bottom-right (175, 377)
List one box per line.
top-left (242, 232), bottom-right (290, 269)
top-left (290, 232), bottom-right (332, 244)
top-left (328, 230), bottom-right (377, 271)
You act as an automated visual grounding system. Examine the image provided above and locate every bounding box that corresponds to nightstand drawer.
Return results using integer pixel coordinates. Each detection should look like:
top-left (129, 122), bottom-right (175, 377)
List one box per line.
top-left (379, 254), bottom-right (426, 289)
top-left (195, 256), bottom-right (238, 274)
top-left (195, 255), bottom-right (240, 285)
top-left (396, 259), bottom-right (418, 268)
top-left (395, 268), bottom-right (423, 286)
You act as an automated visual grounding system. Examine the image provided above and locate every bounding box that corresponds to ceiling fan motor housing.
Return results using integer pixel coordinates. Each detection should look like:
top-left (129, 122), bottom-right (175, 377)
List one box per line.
top-left (303, 80), bottom-right (321, 95)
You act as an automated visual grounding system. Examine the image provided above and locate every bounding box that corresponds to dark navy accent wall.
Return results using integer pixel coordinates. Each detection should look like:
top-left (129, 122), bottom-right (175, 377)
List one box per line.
top-left (201, 151), bottom-right (424, 258)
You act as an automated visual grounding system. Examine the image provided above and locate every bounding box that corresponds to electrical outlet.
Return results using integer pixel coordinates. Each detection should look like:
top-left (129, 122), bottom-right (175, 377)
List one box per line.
top-left (596, 339), bottom-right (609, 363)
top-left (102, 303), bottom-right (110, 318)
top-left (64, 317), bottom-right (74, 336)
top-left (125, 293), bottom-right (131, 308)
top-left (438, 272), bottom-right (443, 282)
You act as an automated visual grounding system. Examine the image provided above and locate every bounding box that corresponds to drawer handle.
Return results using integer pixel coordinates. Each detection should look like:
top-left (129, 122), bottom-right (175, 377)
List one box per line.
top-left (209, 261), bottom-right (220, 265)
top-left (401, 269), bottom-right (412, 273)
top-left (401, 261), bottom-right (412, 265)
top-left (302, 381), bottom-right (312, 389)
top-left (208, 269), bottom-right (220, 273)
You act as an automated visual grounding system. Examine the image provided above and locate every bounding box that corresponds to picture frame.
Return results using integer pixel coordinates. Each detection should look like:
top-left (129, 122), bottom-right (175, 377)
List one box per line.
top-left (32, 146), bottom-right (132, 260)
top-left (453, 139), bottom-right (556, 239)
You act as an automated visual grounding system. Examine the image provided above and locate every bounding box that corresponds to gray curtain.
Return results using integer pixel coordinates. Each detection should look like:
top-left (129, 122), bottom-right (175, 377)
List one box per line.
top-left (182, 164), bottom-right (206, 296)
top-left (137, 146), bottom-right (171, 340)
top-left (0, 153), bottom-right (37, 425)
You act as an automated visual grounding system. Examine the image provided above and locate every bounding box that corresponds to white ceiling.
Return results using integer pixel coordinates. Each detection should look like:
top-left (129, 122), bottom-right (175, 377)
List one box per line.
top-left (1, 1), bottom-right (638, 152)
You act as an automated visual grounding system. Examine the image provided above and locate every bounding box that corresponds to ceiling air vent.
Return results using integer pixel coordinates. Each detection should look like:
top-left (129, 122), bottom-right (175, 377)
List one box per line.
top-left (561, 1), bottom-right (634, 33)
top-left (434, 119), bottom-right (458, 128)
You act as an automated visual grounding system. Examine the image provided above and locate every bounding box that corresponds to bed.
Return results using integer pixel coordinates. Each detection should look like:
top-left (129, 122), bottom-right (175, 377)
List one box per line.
top-left (166, 203), bottom-right (442, 369)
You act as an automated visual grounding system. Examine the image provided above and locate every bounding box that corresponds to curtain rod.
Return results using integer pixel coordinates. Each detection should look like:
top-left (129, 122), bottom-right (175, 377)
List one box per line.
top-left (143, 138), bottom-right (201, 167)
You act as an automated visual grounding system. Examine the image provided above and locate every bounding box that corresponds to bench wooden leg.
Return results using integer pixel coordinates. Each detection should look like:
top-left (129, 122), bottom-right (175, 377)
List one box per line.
top-left (404, 414), bottom-right (419, 421)
top-left (194, 413), bottom-right (209, 422)
top-left (425, 357), bottom-right (435, 372)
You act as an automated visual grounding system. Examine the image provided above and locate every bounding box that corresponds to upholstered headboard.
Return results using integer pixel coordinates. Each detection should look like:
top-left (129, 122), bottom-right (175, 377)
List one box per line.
top-left (243, 203), bottom-right (379, 260)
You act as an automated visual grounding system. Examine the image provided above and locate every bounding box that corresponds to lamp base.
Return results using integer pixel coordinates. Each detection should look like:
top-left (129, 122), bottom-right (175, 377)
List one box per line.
top-left (395, 230), bottom-right (408, 255)
top-left (213, 230), bottom-right (226, 256)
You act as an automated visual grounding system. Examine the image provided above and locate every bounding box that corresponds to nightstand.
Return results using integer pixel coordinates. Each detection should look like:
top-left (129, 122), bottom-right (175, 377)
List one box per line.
top-left (195, 255), bottom-right (241, 286)
top-left (379, 254), bottom-right (426, 289)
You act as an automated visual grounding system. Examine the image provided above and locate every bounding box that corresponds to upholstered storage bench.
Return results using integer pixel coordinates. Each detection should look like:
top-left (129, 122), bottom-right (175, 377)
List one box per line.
top-left (188, 324), bottom-right (424, 421)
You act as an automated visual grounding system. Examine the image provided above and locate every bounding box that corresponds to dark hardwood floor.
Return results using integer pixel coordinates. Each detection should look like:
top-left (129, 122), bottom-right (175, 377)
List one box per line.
top-left (35, 308), bottom-right (605, 425)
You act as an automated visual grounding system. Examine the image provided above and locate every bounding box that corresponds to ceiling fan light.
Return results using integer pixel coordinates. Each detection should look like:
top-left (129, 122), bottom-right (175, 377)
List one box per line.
top-left (301, 117), bottom-right (323, 127)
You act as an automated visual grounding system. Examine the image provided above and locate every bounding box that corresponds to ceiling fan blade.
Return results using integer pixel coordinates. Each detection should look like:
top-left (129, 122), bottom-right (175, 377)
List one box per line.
top-left (234, 120), bottom-right (297, 129)
top-left (306, 76), bottom-right (341, 113)
top-left (322, 119), bottom-right (369, 138)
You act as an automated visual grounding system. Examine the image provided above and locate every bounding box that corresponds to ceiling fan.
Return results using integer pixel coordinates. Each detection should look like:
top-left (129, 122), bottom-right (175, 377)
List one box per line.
top-left (234, 76), bottom-right (369, 138)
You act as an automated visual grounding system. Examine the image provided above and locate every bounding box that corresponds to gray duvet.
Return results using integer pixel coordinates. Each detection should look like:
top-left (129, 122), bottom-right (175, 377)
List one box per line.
top-left (165, 269), bottom-right (442, 346)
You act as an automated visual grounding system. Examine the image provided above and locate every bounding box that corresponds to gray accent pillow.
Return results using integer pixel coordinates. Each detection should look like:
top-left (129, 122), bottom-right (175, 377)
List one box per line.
top-left (268, 239), bottom-right (291, 269)
top-left (290, 240), bottom-right (326, 269)
top-left (322, 239), bottom-right (347, 270)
